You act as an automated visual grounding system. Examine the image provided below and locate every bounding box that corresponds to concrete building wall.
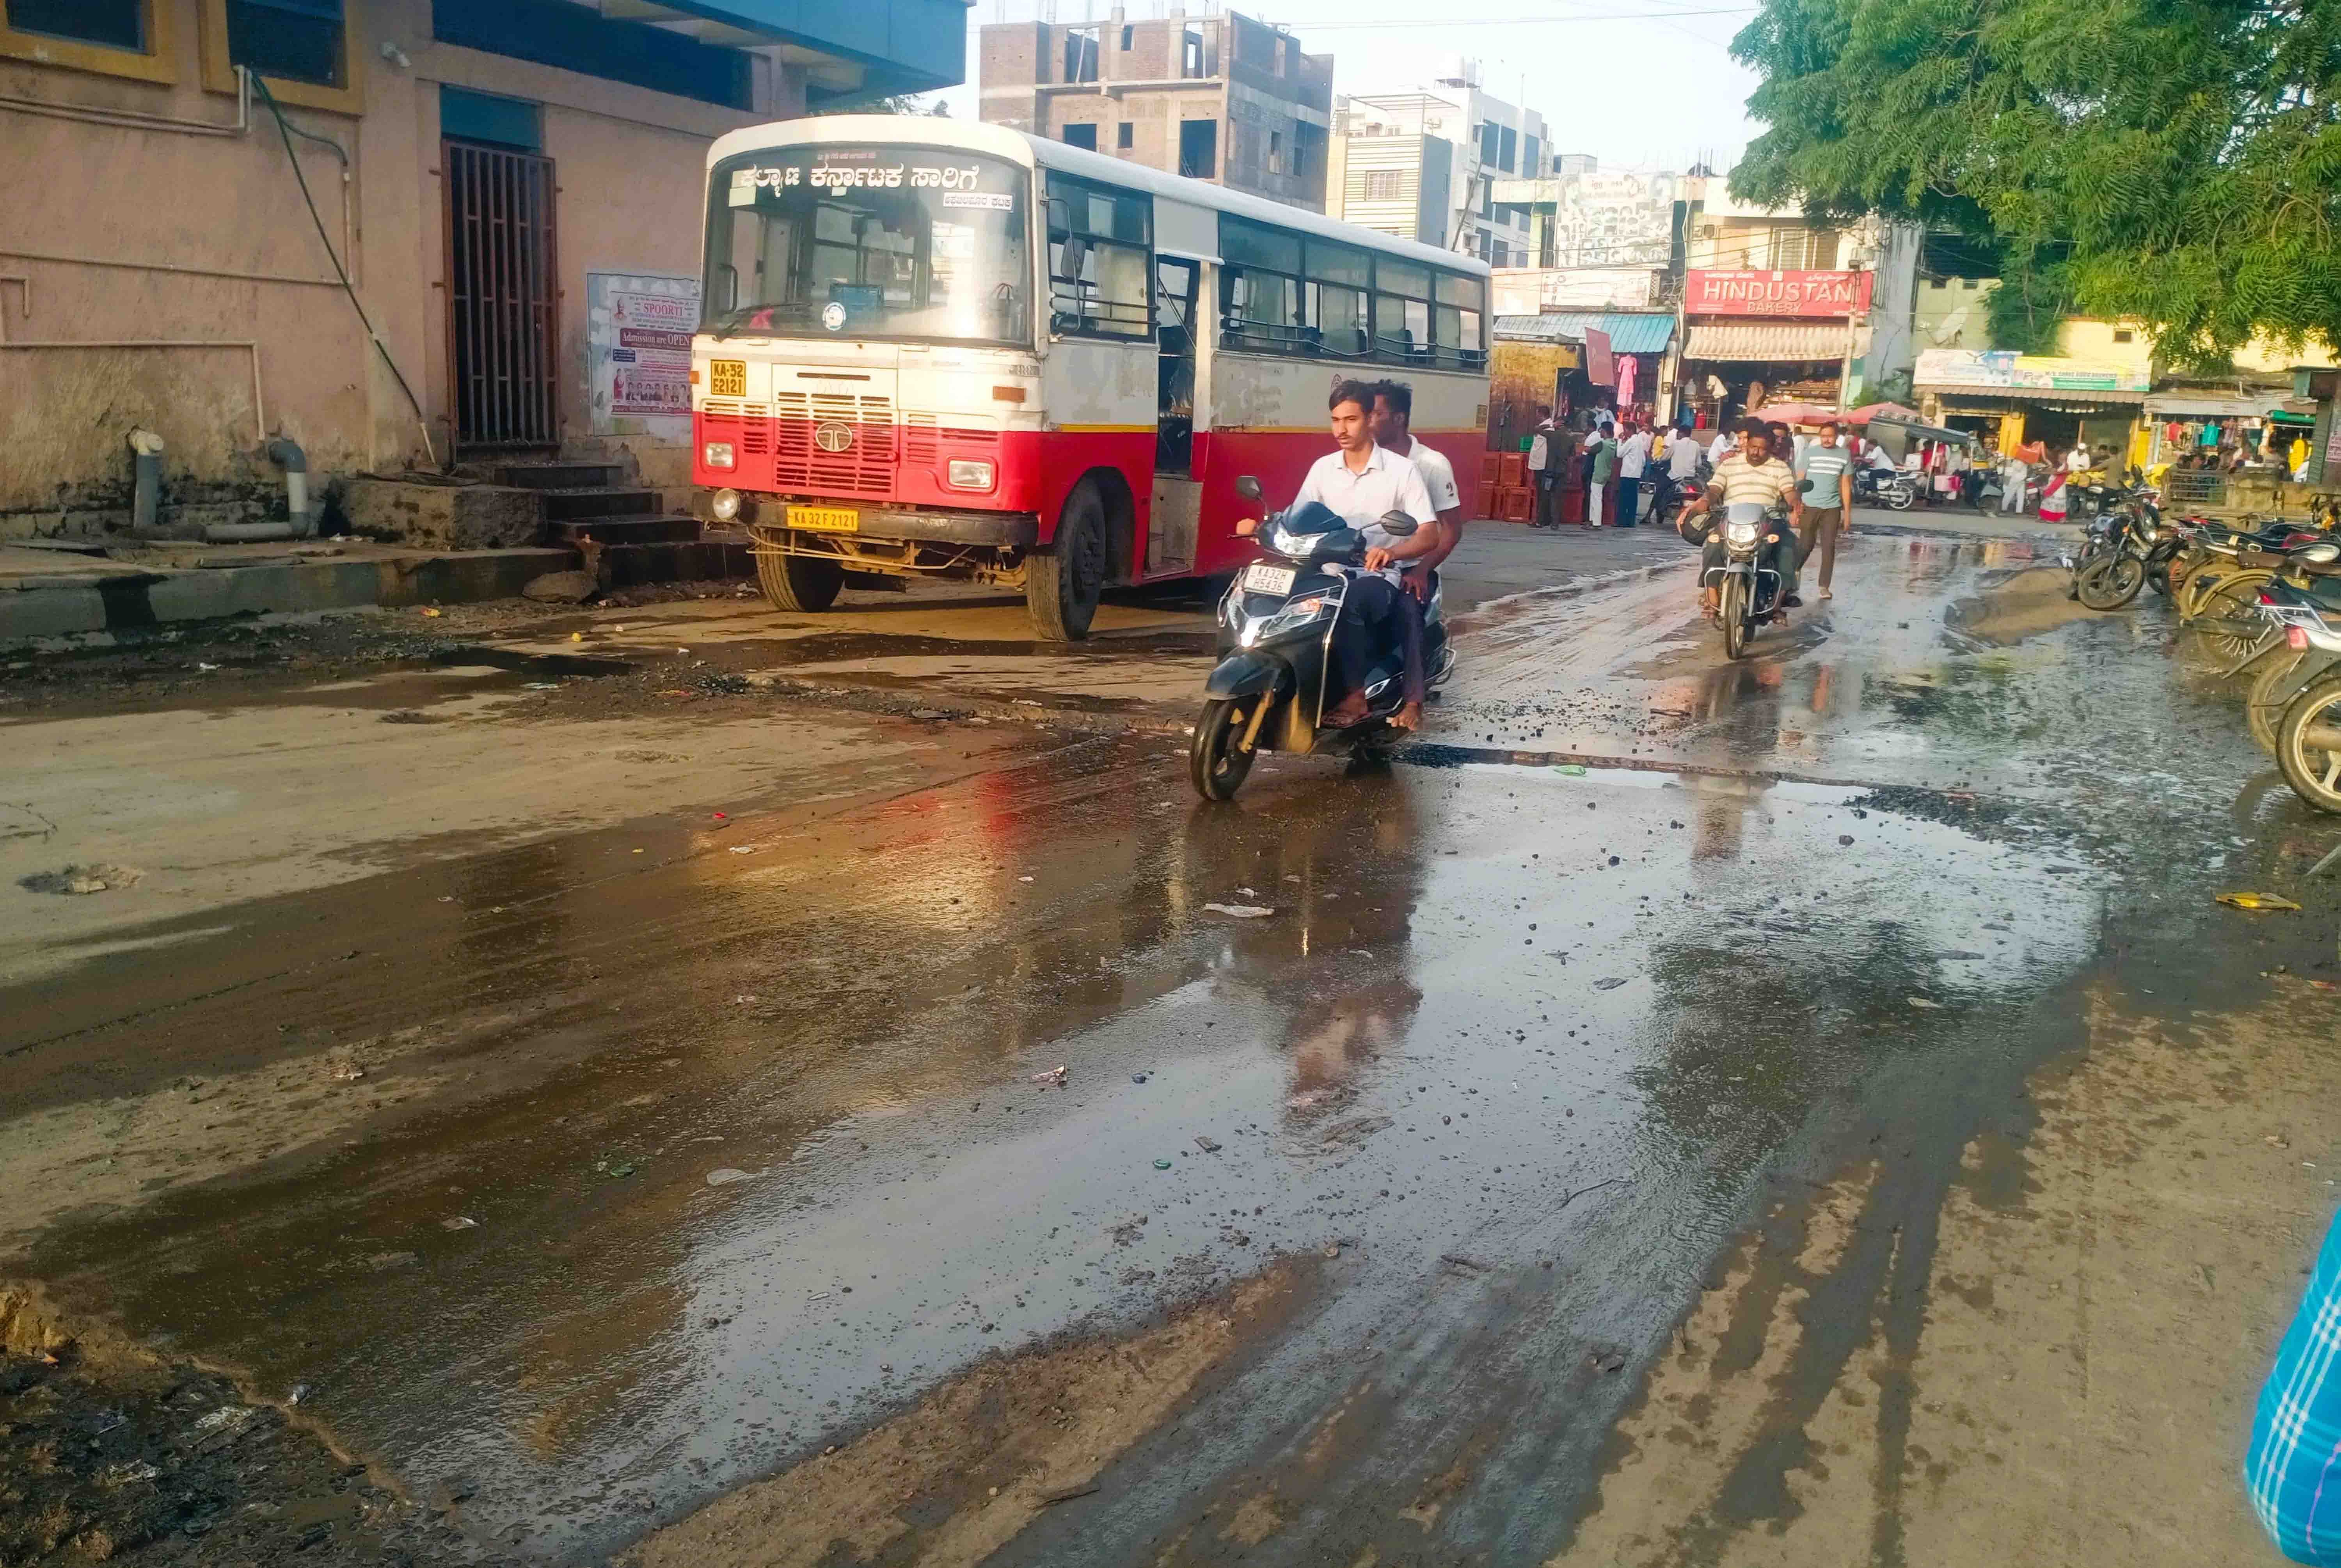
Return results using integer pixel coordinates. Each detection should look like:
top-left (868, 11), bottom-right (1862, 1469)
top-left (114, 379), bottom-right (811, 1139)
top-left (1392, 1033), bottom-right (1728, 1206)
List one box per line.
top-left (979, 11), bottom-right (1325, 211)
top-left (0, 0), bottom-right (808, 532)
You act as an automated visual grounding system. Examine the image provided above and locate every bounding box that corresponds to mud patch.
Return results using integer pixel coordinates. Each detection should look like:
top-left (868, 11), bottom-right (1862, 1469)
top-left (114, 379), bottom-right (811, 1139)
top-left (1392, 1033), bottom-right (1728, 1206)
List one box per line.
top-left (0, 1346), bottom-right (499, 1567)
top-left (622, 1259), bottom-right (1313, 1568)
top-left (1943, 566), bottom-right (2092, 647)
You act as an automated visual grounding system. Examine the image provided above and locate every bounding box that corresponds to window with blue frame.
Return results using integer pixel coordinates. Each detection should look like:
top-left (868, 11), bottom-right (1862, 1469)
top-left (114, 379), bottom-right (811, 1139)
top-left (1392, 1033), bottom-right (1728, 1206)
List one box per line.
top-left (226, 0), bottom-right (345, 86)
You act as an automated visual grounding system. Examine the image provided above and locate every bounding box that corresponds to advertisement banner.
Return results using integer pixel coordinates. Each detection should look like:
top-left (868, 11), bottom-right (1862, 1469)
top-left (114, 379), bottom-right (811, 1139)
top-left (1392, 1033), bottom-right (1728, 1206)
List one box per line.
top-left (1583, 327), bottom-right (1615, 387)
top-left (1914, 348), bottom-right (2151, 394)
top-left (586, 270), bottom-right (701, 436)
top-left (1686, 269), bottom-right (1875, 318)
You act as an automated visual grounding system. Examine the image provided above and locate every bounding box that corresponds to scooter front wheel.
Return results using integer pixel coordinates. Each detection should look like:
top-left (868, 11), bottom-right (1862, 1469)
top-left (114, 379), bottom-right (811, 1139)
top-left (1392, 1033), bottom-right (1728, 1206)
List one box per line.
top-left (1189, 697), bottom-right (1257, 801)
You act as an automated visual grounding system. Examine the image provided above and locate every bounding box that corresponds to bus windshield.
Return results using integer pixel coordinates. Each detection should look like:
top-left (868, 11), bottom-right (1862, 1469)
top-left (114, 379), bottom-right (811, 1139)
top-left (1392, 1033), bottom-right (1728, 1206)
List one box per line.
top-left (702, 145), bottom-right (1031, 347)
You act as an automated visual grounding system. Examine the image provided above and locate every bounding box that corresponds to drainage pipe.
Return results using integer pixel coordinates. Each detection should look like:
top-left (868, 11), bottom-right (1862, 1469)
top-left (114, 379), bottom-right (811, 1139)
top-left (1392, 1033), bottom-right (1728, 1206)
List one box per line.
top-left (204, 436), bottom-right (318, 542)
top-left (128, 428), bottom-right (166, 537)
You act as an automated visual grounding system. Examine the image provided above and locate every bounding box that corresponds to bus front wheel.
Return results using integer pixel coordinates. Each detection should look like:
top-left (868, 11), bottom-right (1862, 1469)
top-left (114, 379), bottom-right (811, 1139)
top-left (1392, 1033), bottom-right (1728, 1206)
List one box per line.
top-left (1028, 482), bottom-right (1108, 641)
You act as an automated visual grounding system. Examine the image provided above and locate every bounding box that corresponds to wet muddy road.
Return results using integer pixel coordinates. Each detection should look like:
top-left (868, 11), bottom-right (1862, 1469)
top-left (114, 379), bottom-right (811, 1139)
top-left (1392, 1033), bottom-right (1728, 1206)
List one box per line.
top-left (7, 538), bottom-right (2339, 1566)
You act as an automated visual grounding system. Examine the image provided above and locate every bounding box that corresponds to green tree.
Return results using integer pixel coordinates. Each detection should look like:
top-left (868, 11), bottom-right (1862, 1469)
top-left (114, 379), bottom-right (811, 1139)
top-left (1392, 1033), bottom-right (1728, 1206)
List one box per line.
top-left (1730, 0), bottom-right (2341, 367)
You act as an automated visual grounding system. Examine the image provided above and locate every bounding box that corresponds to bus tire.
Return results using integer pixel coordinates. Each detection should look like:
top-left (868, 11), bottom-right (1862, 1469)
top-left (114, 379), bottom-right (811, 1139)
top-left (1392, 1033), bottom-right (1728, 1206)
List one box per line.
top-left (1028, 481), bottom-right (1109, 640)
top-left (756, 550), bottom-right (844, 613)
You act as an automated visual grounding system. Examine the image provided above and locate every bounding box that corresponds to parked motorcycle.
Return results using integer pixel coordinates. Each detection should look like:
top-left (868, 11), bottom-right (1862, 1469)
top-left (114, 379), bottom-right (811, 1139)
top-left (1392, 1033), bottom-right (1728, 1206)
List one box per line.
top-left (1189, 479), bottom-right (1455, 801)
top-left (2243, 582), bottom-right (2341, 756)
top-left (2063, 486), bottom-right (2164, 609)
top-left (1706, 500), bottom-right (1793, 661)
top-left (1854, 466), bottom-right (1917, 511)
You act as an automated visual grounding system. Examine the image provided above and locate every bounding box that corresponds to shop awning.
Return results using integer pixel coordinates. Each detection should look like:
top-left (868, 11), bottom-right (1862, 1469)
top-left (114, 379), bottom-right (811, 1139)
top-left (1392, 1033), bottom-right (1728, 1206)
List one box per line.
top-left (1920, 386), bottom-right (2148, 410)
top-left (1493, 313), bottom-right (1676, 354)
top-left (1684, 321), bottom-right (1860, 362)
top-left (2144, 392), bottom-right (2314, 420)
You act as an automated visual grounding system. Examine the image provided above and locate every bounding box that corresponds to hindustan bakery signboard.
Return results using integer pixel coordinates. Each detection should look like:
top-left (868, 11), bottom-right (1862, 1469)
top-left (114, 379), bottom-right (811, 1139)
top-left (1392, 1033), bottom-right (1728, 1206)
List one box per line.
top-left (1687, 270), bottom-right (1876, 318)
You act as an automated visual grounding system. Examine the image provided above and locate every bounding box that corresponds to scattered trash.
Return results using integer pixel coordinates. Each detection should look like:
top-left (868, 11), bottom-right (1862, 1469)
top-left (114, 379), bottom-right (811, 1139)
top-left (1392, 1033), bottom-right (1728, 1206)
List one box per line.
top-left (1838, 834), bottom-right (1855, 846)
top-left (1908, 996), bottom-right (1942, 1009)
top-left (524, 681), bottom-right (559, 689)
top-left (287, 1384), bottom-right (312, 1406)
top-left (1594, 977), bottom-right (1627, 990)
top-left (1030, 1064), bottom-right (1068, 1086)
top-left (195, 661), bottom-right (219, 672)
top-left (19, 864), bottom-right (142, 896)
top-left (712, 811), bottom-right (729, 822)
top-left (419, 607), bottom-right (442, 617)
top-left (1557, 764), bottom-right (1588, 776)
top-left (1152, 1158), bottom-right (1173, 1170)
top-left (1440, 1253), bottom-right (1492, 1274)
top-left (1194, 1135), bottom-right (1221, 1153)
top-left (570, 632), bottom-right (585, 642)
top-left (1586, 1349), bottom-right (1628, 1374)
top-left (2268, 1134), bottom-right (2291, 1148)
top-left (192, 1407), bottom-right (251, 1435)
top-left (441, 1215), bottom-right (477, 1231)
top-left (2217, 892), bottom-right (2303, 913)
top-left (1321, 1242), bottom-right (1342, 1259)
top-left (1202, 902), bottom-right (1276, 919)
top-left (1037, 1482), bottom-right (1101, 1506)
top-left (380, 710), bottom-right (436, 724)
top-left (1132, 1072), bottom-right (1149, 1084)
top-left (1019, 875), bottom-right (1035, 883)
top-left (100, 1461), bottom-right (161, 1487)
top-left (594, 1160), bottom-right (636, 1179)
top-left (705, 1168), bottom-right (757, 1187)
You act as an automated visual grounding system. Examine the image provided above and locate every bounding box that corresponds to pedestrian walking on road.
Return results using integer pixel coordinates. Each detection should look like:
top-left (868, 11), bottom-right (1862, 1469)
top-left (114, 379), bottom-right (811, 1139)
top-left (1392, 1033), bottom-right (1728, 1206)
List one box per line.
top-left (1528, 404), bottom-right (1566, 528)
top-left (1794, 420), bottom-right (1854, 600)
top-left (2248, 1205), bottom-right (2341, 1566)
top-left (1587, 422), bottom-right (1617, 528)
top-left (1615, 421), bottom-right (1652, 529)
top-left (1658, 422), bottom-right (1702, 527)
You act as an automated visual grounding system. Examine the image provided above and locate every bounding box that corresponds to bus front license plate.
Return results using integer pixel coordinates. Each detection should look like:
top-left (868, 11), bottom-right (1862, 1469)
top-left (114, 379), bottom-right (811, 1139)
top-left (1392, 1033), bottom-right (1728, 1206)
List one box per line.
top-left (1243, 564), bottom-right (1295, 595)
top-left (789, 506), bottom-right (860, 533)
top-left (709, 359), bottom-right (747, 398)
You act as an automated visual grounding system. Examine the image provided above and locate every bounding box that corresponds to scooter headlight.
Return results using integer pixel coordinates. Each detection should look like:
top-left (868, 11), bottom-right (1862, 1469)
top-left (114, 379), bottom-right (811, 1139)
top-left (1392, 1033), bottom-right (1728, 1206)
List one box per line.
top-left (1240, 595), bottom-right (1332, 649)
top-left (1723, 518), bottom-right (1761, 549)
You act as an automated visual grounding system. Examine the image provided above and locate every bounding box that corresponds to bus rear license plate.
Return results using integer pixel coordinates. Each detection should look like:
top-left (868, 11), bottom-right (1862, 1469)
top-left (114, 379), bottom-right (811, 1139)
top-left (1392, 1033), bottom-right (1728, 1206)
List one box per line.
top-left (709, 360), bottom-right (747, 398)
top-left (789, 506), bottom-right (860, 533)
top-left (1242, 564), bottom-right (1295, 595)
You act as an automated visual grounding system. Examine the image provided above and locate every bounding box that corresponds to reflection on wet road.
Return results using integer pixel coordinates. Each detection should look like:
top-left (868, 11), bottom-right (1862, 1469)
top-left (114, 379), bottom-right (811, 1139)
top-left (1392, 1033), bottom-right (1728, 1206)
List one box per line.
top-left (4, 539), bottom-right (2332, 1565)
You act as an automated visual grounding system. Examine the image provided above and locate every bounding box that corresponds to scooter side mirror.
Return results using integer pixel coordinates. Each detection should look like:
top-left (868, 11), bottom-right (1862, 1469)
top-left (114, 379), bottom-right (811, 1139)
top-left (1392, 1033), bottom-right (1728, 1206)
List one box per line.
top-left (1377, 509), bottom-right (1419, 537)
top-left (1234, 475), bottom-right (1263, 501)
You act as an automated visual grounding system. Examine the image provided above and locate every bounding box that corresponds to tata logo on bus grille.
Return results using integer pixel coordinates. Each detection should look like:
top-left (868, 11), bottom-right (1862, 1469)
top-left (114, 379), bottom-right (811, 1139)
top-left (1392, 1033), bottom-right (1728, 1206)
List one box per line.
top-left (813, 421), bottom-right (856, 453)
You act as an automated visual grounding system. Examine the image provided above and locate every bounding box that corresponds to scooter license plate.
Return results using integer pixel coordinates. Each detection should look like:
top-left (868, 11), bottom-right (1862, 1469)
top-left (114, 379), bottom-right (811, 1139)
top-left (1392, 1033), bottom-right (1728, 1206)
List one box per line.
top-left (1242, 563), bottom-right (1296, 596)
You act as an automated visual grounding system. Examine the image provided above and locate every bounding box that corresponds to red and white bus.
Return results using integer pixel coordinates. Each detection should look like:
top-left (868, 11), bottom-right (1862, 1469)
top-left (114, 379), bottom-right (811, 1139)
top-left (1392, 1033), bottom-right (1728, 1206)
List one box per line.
top-left (693, 116), bottom-right (1491, 639)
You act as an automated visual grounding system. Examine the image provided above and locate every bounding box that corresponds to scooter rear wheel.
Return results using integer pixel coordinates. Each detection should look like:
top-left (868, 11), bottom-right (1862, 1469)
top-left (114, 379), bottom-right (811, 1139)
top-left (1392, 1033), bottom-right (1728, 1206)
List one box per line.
top-left (1189, 697), bottom-right (1256, 801)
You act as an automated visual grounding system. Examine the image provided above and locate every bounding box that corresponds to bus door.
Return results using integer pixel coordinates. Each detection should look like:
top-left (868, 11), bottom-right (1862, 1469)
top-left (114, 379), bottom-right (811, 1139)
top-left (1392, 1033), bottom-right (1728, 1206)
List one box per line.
top-left (1147, 255), bottom-right (1202, 576)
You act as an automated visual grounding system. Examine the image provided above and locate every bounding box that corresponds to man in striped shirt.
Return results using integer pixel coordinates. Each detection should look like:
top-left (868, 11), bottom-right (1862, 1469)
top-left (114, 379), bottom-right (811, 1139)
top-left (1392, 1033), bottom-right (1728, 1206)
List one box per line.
top-left (2250, 1209), bottom-right (2341, 1564)
top-left (1678, 420), bottom-right (1805, 618)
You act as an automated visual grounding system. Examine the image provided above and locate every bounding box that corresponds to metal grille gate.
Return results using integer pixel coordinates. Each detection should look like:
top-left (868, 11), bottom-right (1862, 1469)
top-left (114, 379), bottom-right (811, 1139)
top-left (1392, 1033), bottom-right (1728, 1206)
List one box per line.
top-left (443, 141), bottom-right (559, 448)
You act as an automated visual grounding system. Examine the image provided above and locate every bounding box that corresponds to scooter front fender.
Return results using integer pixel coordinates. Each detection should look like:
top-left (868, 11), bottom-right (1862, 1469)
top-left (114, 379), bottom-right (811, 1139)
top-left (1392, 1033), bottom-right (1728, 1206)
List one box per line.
top-left (1203, 652), bottom-right (1295, 701)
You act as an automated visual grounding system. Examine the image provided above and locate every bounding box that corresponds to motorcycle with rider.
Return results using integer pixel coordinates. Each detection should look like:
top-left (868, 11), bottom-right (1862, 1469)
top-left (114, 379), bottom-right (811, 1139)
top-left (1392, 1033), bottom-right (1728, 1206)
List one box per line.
top-left (1676, 419), bottom-right (1807, 659)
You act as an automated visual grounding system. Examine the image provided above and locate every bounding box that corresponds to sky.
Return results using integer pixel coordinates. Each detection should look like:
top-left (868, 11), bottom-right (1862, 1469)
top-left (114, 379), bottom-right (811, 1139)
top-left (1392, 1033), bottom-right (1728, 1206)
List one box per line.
top-left (933, 0), bottom-right (1769, 176)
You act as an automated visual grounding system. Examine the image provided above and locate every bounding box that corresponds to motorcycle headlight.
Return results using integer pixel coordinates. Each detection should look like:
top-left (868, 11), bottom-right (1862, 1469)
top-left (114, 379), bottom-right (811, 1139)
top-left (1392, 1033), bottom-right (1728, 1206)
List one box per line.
top-left (1723, 519), bottom-right (1761, 548)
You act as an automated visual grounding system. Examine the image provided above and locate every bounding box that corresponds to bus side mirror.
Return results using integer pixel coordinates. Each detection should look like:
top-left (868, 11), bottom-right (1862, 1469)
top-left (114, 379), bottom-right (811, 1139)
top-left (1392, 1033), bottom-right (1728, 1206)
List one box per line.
top-left (1234, 475), bottom-right (1263, 501)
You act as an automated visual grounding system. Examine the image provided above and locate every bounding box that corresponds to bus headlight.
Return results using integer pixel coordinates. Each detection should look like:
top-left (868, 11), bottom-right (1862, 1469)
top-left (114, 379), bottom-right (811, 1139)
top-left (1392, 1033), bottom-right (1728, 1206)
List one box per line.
top-left (702, 441), bottom-right (735, 469)
top-left (947, 459), bottom-right (996, 491)
top-left (709, 487), bottom-right (744, 522)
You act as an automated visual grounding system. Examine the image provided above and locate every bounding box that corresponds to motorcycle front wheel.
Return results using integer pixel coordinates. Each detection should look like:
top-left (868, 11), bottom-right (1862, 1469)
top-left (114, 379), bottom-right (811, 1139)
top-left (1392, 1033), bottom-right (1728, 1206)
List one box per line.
top-left (2277, 675), bottom-right (2341, 815)
top-left (1189, 697), bottom-right (1257, 801)
top-left (1718, 575), bottom-right (1749, 660)
top-left (2076, 554), bottom-right (2146, 610)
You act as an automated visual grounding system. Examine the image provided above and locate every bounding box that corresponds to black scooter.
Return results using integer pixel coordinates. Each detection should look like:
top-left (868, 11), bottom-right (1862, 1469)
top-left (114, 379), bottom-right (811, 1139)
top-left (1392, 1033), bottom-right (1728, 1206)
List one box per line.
top-left (1189, 478), bottom-right (1454, 801)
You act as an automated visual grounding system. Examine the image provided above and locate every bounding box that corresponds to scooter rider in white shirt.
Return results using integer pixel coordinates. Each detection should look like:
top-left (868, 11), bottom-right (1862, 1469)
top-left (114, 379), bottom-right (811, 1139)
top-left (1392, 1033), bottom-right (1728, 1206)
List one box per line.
top-left (1237, 379), bottom-right (1442, 731)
